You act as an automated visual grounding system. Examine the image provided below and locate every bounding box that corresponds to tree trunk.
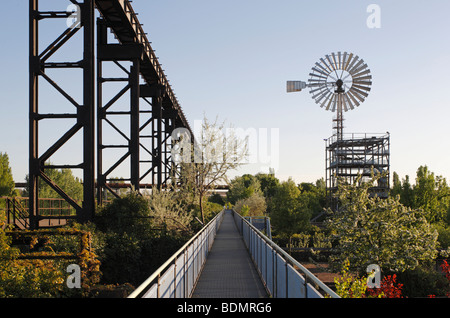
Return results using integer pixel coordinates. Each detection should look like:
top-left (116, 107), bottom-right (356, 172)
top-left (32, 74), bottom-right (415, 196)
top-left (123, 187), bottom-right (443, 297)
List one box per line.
top-left (199, 193), bottom-right (205, 224)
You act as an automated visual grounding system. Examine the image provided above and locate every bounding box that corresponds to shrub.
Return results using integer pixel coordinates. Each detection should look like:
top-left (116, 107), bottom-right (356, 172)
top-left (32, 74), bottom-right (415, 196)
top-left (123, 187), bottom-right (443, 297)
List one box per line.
top-left (94, 191), bottom-right (194, 287)
top-left (395, 265), bottom-right (449, 298)
top-left (234, 192), bottom-right (267, 217)
top-left (367, 274), bottom-right (403, 298)
top-left (334, 259), bottom-right (367, 298)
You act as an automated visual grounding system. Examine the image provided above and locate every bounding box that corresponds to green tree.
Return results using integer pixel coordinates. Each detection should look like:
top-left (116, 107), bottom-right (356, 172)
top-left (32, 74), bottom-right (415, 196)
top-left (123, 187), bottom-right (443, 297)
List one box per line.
top-left (0, 152), bottom-right (16, 197)
top-left (255, 172), bottom-right (279, 199)
top-left (413, 165), bottom-right (450, 224)
top-left (208, 193), bottom-right (225, 206)
top-left (147, 188), bottom-right (194, 233)
top-left (24, 165), bottom-right (83, 202)
top-left (270, 178), bottom-right (311, 243)
top-left (298, 180), bottom-right (326, 220)
top-left (327, 175), bottom-right (438, 274)
top-left (390, 172), bottom-right (414, 207)
top-left (390, 172), bottom-right (402, 197)
top-left (234, 191), bottom-right (267, 216)
top-left (227, 174), bottom-right (262, 204)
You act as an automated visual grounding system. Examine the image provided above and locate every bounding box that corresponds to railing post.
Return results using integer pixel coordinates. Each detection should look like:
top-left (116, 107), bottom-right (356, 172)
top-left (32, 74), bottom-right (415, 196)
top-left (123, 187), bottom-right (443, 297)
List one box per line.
top-left (285, 261), bottom-right (288, 298)
top-left (273, 248), bottom-right (277, 297)
top-left (304, 273), bottom-right (308, 298)
top-left (184, 247), bottom-right (187, 298)
top-left (157, 273), bottom-right (161, 298)
top-left (6, 198), bottom-right (11, 226)
top-left (174, 255), bottom-right (177, 298)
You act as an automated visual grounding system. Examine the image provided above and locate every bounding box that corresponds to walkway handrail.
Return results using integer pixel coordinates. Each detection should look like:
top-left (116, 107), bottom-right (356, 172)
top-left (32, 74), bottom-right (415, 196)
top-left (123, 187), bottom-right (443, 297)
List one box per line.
top-left (232, 210), bottom-right (340, 298)
top-left (128, 210), bottom-right (225, 298)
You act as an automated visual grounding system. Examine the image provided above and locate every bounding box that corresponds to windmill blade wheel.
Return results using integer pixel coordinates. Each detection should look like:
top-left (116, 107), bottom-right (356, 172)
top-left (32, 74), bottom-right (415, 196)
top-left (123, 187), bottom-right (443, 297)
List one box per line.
top-left (308, 52), bottom-right (372, 112)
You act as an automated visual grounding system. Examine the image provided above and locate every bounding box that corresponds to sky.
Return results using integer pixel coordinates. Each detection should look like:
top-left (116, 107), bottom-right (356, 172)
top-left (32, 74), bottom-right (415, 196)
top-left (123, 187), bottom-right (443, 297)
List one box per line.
top-left (1, 0), bottom-right (450, 186)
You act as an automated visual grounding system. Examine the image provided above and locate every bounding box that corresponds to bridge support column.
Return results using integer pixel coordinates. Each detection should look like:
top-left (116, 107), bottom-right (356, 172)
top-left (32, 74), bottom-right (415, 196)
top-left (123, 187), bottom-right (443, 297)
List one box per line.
top-left (96, 18), bottom-right (145, 204)
top-left (29, 0), bottom-right (95, 228)
top-left (96, 18), bottom-right (177, 202)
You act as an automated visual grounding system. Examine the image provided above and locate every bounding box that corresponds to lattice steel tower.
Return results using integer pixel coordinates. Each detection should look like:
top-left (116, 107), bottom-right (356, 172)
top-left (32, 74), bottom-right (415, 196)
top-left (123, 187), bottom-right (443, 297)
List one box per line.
top-left (287, 52), bottom-right (390, 209)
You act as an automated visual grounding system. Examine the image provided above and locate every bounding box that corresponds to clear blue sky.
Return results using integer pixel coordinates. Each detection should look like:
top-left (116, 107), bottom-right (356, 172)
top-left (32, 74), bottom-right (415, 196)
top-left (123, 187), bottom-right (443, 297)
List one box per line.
top-left (1, 1), bottom-right (450, 185)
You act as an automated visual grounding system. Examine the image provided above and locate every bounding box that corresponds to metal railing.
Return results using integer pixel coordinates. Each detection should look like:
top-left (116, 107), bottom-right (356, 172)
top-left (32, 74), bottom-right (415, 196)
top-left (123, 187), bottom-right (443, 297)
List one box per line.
top-left (244, 216), bottom-right (272, 240)
top-left (1, 197), bottom-right (77, 229)
top-left (232, 210), bottom-right (340, 298)
top-left (127, 210), bottom-right (225, 298)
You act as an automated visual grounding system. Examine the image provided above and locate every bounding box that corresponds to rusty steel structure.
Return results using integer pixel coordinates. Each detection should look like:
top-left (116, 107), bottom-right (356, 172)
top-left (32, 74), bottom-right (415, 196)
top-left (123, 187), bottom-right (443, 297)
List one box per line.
top-left (325, 133), bottom-right (390, 209)
top-left (29, 0), bottom-right (193, 229)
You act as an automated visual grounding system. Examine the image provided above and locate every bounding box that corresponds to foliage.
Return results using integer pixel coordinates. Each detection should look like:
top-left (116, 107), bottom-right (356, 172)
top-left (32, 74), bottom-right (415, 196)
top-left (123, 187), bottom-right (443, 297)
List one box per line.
top-left (298, 180), bottom-right (327, 220)
top-left (191, 201), bottom-right (223, 225)
top-left (255, 172), bottom-right (279, 199)
top-left (290, 233), bottom-right (310, 248)
top-left (312, 231), bottom-right (331, 249)
top-left (234, 191), bottom-right (267, 217)
top-left (95, 192), bottom-right (151, 236)
top-left (414, 166), bottom-right (450, 224)
top-left (0, 222), bottom-right (101, 298)
top-left (391, 166), bottom-right (450, 225)
top-left (270, 178), bottom-right (311, 240)
top-left (334, 260), bottom-right (406, 298)
top-left (208, 193), bottom-right (225, 206)
top-left (227, 174), bottom-right (262, 204)
top-left (326, 175), bottom-right (438, 274)
top-left (23, 164), bottom-right (83, 203)
top-left (434, 224), bottom-right (450, 251)
top-left (94, 192), bottom-right (192, 286)
top-left (391, 172), bottom-right (415, 207)
top-left (395, 265), bottom-right (449, 298)
top-left (0, 152), bottom-right (16, 197)
top-left (147, 188), bottom-right (194, 233)
top-left (442, 260), bottom-right (450, 282)
top-left (334, 259), bottom-right (368, 298)
top-left (367, 274), bottom-right (403, 298)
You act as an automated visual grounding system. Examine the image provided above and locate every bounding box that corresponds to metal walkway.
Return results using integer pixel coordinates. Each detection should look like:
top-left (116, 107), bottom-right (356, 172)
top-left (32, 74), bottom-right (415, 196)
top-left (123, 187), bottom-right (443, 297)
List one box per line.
top-left (191, 210), bottom-right (268, 298)
top-left (128, 209), bottom-right (339, 298)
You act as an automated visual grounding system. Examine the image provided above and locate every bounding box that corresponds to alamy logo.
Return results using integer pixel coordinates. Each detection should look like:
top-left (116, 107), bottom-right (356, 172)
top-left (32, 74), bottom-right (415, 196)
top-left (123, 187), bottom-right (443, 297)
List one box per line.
top-left (367, 4), bottom-right (381, 29)
top-left (366, 264), bottom-right (381, 288)
top-left (66, 264), bottom-right (81, 289)
top-left (171, 122), bottom-right (279, 172)
top-left (66, 4), bottom-right (81, 29)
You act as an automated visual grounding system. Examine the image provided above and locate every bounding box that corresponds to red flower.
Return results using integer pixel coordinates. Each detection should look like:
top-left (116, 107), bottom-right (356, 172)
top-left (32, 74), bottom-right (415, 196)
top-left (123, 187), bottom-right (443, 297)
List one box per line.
top-left (441, 260), bottom-right (450, 282)
top-left (367, 274), bottom-right (403, 298)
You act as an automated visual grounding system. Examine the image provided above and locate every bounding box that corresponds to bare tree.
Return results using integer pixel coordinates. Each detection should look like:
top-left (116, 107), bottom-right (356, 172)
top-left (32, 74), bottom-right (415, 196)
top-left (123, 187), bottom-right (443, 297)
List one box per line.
top-left (178, 115), bottom-right (248, 224)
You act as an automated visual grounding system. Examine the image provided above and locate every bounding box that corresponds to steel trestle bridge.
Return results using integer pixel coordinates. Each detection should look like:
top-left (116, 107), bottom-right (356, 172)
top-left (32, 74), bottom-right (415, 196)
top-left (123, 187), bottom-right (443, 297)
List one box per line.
top-left (29, 0), bottom-right (193, 229)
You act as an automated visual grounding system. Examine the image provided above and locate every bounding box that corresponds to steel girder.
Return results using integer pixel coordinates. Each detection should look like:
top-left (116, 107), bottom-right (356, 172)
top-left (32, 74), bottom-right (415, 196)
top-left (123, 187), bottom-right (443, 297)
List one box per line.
top-left (96, 18), bottom-right (178, 205)
top-left (29, 0), bottom-right (95, 229)
top-left (29, 0), bottom-right (191, 227)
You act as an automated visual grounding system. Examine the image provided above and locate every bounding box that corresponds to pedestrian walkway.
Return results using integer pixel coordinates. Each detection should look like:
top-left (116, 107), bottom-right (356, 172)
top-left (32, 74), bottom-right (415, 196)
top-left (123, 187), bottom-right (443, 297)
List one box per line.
top-left (191, 210), bottom-right (268, 298)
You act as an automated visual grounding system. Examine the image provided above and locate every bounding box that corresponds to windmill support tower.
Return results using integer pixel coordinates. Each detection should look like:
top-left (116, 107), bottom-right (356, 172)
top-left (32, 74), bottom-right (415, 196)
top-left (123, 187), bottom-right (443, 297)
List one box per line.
top-left (287, 52), bottom-right (390, 210)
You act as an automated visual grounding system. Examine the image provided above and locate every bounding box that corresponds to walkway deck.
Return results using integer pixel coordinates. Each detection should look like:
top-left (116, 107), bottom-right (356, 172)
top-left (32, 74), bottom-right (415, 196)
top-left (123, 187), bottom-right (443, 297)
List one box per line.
top-left (191, 210), bottom-right (268, 298)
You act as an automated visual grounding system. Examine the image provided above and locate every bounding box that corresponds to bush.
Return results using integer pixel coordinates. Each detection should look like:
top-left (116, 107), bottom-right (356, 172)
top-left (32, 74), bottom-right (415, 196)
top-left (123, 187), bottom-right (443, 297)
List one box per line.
top-left (191, 201), bottom-right (223, 225)
top-left (395, 266), bottom-right (449, 298)
top-left (94, 192), bottom-right (193, 287)
top-left (327, 175), bottom-right (438, 273)
top-left (435, 224), bottom-right (450, 250)
top-left (234, 192), bottom-right (267, 216)
top-left (0, 221), bottom-right (101, 298)
top-left (95, 192), bottom-right (151, 236)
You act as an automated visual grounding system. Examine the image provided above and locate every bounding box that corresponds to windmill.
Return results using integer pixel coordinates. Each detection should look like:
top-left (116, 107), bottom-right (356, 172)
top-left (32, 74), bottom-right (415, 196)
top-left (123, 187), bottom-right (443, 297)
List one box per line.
top-left (287, 52), bottom-right (372, 140)
top-left (287, 53), bottom-right (390, 209)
